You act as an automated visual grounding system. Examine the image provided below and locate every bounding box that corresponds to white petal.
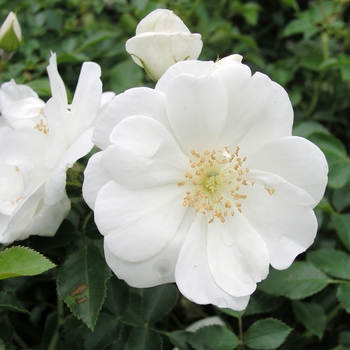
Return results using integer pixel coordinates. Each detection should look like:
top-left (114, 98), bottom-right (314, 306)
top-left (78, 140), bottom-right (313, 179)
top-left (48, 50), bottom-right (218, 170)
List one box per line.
top-left (165, 74), bottom-right (228, 154)
top-left (104, 209), bottom-right (195, 287)
top-left (82, 152), bottom-right (111, 210)
top-left (241, 182), bottom-right (318, 269)
top-left (95, 181), bottom-right (187, 262)
top-left (136, 9), bottom-right (190, 34)
top-left (102, 116), bottom-right (188, 188)
top-left (0, 128), bottom-right (47, 169)
top-left (2, 97), bottom-right (46, 130)
top-left (22, 193), bottom-right (70, 237)
top-left (245, 169), bottom-right (316, 206)
top-left (0, 185), bottom-right (70, 244)
top-left (69, 62), bottom-right (102, 139)
top-left (46, 53), bottom-right (68, 109)
top-left (0, 79), bottom-right (39, 112)
top-left (246, 136), bottom-right (328, 204)
top-left (207, 215), bottom-right (270, 297)
top-left (0, 159), bottom-right (23, 215)
top-left (213, 67), bottom-right (293, 153)
top-left (44, 93), bottom-right (69, 169)
top-left (93, 87), bottom-right (170, 150)
top-left (175, 216), bottom-right (250, 310)
top-left (44, 128), bottom-right (94, 205)
top-left (126, 33), bottom-right (202, 81)
top-left (156, 60), bottom-right (215, 94)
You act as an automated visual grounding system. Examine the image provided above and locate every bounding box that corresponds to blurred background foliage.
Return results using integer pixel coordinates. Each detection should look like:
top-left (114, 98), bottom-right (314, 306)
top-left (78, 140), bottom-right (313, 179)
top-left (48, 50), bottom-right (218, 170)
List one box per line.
top-left (1, 0), bottom-right (350, 349)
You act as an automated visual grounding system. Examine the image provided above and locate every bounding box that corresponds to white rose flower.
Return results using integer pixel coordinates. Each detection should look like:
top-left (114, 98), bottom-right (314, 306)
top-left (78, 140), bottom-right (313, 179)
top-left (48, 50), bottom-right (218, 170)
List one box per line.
top-left (0, 53), bottom-right (114, 244)
top-left (83, 57), bottom-right (328, 310)
top-left (125, 9), bottom-right (203, 81)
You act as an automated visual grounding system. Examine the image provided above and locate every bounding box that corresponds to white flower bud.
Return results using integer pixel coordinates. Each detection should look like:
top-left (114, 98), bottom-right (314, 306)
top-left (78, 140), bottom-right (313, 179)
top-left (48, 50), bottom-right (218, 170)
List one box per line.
top-left (0, 12), bottom-right (22, 52)
top-left (126, 9), bottom-right (203, 81)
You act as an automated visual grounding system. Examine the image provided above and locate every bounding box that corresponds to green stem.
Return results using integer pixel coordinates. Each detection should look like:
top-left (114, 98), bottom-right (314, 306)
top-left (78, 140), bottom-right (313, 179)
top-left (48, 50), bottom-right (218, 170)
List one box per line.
top-left (238, 316), bottom-right (244, 347)
top-left (328, 279), bottom-right (350, 284)
top-left (47, 298), bottom-right (64, 350)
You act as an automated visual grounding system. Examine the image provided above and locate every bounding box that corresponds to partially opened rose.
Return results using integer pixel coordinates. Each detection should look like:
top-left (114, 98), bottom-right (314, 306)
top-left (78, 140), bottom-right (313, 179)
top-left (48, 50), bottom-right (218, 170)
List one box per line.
top-left (83, 56), bottom-right (328, 310)
top-left (125, 9), bottom-right (203, 81)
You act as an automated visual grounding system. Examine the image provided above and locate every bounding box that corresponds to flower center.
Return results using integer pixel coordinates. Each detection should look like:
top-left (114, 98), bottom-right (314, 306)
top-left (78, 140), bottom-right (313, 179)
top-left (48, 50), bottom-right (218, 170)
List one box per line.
top-left (178, 146), bottom-right (253, 223)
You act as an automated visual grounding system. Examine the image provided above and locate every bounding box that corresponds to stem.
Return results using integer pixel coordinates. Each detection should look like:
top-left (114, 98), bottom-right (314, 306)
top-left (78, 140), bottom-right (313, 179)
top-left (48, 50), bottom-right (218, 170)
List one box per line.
top-left (47, 298), bottom-right (64, 350)
top-left (306, 74), bottom-right (323, 117)
top-left (328, 279), bottom-right (350, 284)
top-left (238, 316), bottom-right (244, 345)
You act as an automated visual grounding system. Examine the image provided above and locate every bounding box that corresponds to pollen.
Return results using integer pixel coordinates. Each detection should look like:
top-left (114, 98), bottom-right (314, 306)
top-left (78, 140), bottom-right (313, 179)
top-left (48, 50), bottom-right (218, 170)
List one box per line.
top-left (34, 118), bottom-right (49, 135)
top-left (179, 146), bottom-right (253, 223)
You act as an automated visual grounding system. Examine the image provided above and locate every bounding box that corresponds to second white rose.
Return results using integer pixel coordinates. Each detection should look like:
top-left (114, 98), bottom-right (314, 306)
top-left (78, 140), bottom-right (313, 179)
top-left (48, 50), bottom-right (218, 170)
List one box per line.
top-left (125, 9), bottom-right (203, 81)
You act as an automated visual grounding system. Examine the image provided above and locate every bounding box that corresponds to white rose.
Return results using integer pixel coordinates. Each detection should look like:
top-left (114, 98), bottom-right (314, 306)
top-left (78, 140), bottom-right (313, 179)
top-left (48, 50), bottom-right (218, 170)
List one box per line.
top-left (0, 54), bottom-right (114, 244)
top-left (125, 9), bottom-right (203, 81)
top-left (84, 57), bottom-right (328, 310)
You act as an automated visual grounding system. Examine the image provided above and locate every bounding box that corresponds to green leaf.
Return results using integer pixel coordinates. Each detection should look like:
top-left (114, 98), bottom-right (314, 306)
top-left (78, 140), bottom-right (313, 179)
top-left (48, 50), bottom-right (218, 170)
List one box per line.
top-left (332, 214), bottom-right (350, 252)
top-left (259, 261), bottom-right (328, 299)
top-left (62, 316), bottom-right (88, 350)
top-left (0, 291), bottom-right (30, 314)
top-left (0, 338), bottom-right (4, 350)
top-left (84, 313), bottom-right (119, 350)
top-left (244, 290), bottom-right (283, 316)
top-left (110, 60), bottom-right (143, 94)
top-left (293, 121), bottom-right (329, 139)
top-left (282, 18), bottom-right (317, 38)
top-left (219, 307), bottom-right (245, 318)
top-left (124, 327), bottom-right (162, 350)
top-left (307, 248), bottom-right (350, 280)
top-left (340, 331), bottom-right (350, 346)
top-left (56, 52), bottom-right (90, 63)
top-left (188, 325), bottom-right (239, 350)
top-left (308, 132), bottom-right (350, 189)
top-left (336, 284), bottom-right (350, 314)
top-left (333, 182), bottom-right (350, 212)
top-left (0, 246), bottom-right (55, 279)
top-left (78, 31), bottom-right (120, 51)
top-left (57, 244), bottom-right (112, 330)
top-left (142, 283), bottom-right (178, 323)
top-left (121, 292), bottom-right (143, 326)
top-left (104, 276), bottom-right (129, 317)
top-left (292, 300), bottom-right (326, 339)
top-left (169, 330), bottom-right (192, 350)
top-left (244, 318), bottom-right (292, 349)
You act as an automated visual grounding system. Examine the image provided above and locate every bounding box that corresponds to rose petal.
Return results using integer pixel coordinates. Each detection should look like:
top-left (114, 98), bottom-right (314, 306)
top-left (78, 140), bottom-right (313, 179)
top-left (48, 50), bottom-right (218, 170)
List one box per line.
top-left (156, 60), bottom-right (215, 93)
top-left (93, 87), bottom-right (171, 150)
top-left (207, 215), bottom-right (270, 297)
top-left (102, 116), bottom-right (188, 189)
top-left (104, 209), bottom-right (195, 287)
top-left (246, 136), bottom-right (328, 204)
top-left (165, 74), bottom-right (228, 154)
top-left (241, 182), bottom-right (318, 269)
top-left (82, 152), bottom-right (111, 210)
top-left (214, 66), bottom-right (293, 153)
top-left (175, 215), bottom-right (250, 310)
top-left (95, 181), bottom-right (188, 262)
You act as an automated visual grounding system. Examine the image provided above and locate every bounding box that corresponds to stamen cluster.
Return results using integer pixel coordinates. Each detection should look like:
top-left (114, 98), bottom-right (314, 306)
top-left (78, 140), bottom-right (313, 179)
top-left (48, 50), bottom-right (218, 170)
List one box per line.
top-left (178, 146), bottom-right (252, 223)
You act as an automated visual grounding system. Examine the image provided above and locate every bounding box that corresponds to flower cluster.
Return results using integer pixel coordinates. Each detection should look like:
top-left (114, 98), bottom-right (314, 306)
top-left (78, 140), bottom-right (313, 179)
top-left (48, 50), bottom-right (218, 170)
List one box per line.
top-left (0, 53), bottom-right (114, 244)
top-left (1, 9), bottom-right (328, 310)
